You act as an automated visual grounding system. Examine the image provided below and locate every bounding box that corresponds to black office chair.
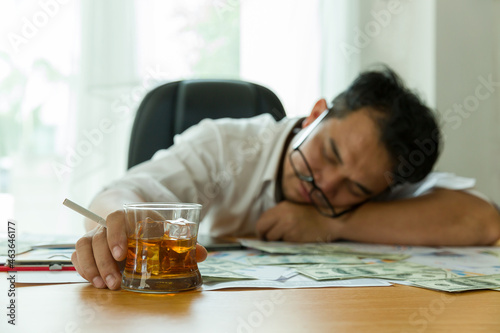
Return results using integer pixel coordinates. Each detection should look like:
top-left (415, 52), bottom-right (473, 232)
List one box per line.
top-left (127, 79), bottom-right (287, 169)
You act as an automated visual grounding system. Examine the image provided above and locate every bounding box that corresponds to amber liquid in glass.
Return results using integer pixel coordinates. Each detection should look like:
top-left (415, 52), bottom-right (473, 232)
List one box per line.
top-left (122, 229), bottom-right (202, 292)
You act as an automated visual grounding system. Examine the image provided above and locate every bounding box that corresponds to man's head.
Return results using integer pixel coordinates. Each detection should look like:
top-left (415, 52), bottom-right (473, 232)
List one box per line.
top-left (280, 66), bottom-right (441, 217)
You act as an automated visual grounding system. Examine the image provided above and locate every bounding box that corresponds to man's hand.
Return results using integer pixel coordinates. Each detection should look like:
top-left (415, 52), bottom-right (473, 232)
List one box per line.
top-left (71, 210), bottom-right (208, 290)
top-left (255, 201), bottom-right (342, 242)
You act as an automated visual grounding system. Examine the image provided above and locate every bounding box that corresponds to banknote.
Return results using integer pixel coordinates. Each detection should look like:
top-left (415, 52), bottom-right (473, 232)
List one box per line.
top-left (198, 258), bottom-right (255, 280)
top-left (239, 239), bottom-right (409, 260)
top-left (278, 263), bottom-right (371, 270)
top-left (198, 264), bottom-right (255, 280)
top-left (239, 239), bottom-right (343, 254)
top-left (335, 251), bottom-right (409, 261)
top-left (297, 262), bottom-right (428, 281)
top-left (374, 269), bottom-right (458, 281)
top-left (411, 274), bottom-right (500, 292)
top-left (247, 254), bottom-right (363, 265)
top-left (483, 250), bottom-right (500, 259)
top-left (203, 257), bottom-right (253, 270)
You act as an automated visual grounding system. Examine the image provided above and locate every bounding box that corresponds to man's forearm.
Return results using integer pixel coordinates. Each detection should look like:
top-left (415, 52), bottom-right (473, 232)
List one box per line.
top-left (85, 188), bottom-right (145, 231)
top-left (336, 189), bottom-right (500, 246)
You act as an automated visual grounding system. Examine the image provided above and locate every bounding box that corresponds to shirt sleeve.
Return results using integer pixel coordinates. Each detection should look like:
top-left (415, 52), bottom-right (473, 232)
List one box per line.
top-left (375, 172), bottom-right (483, 201)
top-left (101, 118), bottom-right (227, 218)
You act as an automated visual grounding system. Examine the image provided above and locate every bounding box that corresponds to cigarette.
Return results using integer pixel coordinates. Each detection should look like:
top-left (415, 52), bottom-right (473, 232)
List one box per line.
top-left (63, 198), bottom-right (107, 228)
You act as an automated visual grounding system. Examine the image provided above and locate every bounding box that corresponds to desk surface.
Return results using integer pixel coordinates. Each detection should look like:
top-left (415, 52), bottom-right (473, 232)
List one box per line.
top-left (1, 274), bottom-right (500, 332)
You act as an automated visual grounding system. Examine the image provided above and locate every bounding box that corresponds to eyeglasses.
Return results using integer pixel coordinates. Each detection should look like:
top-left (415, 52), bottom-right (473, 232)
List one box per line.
top-left (289, 109), bottom-right (366, 218)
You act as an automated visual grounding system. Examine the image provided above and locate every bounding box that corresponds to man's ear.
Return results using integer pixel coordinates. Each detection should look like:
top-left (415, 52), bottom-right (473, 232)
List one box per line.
top-left (302, 99), bottom-right (328, 128)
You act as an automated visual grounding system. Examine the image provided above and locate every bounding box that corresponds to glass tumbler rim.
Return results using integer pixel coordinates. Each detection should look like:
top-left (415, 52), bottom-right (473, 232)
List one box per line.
top-left (123, 202), bottom-right (202, 210)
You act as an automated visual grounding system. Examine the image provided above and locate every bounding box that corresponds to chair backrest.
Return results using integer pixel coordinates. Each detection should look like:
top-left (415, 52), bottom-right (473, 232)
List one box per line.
top-left (127, 79), bottom-right (286, 169)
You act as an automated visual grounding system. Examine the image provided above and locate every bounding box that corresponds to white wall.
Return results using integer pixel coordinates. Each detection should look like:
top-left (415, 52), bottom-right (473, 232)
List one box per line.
top-left (435, 0), bottom-right (500, 204)
top-left (356, 0), bottom-right (436, 105)
top-left (352, 0), bottom-right (499, 204)
top-left (319, 0), bottom-right (361, 102)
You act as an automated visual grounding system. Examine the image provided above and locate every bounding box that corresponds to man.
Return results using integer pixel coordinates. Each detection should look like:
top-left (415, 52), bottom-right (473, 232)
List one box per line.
top-left (72, 67), bottom-right (500, 290)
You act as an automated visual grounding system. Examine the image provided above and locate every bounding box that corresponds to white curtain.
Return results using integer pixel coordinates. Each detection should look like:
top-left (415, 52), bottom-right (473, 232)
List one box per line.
top-left (4, 0), bottom-right (348, 235)
top-left (0, 0), bottom-right (84, 234)
top-left (62, 0), bottom-right (138, 232)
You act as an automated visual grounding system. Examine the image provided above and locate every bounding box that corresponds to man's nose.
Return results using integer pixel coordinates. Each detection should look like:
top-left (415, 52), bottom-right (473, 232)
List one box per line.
top-left (314, 170), bottom-right (343, 198)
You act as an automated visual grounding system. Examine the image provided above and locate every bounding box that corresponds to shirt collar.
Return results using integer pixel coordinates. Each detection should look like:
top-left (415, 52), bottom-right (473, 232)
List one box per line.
top-left (260, 117), bottom-right (304, 202)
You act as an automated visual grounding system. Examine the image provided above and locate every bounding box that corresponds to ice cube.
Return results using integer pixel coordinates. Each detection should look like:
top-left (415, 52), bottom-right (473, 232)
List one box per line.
top-left (136, 217), bottom-right (165, 238)
top-left (167, 218), bottom-right (196, 239)
top-left (135, 217), bottom-right (155, 236)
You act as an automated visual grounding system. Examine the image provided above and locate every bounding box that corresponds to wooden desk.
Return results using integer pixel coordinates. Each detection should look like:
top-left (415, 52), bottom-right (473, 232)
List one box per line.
top-left (1, 274), bottom-right (500, 332)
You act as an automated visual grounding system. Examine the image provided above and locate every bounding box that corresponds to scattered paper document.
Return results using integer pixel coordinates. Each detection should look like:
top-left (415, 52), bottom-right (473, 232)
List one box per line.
top-left (15, 271), bottom-right (87, 284)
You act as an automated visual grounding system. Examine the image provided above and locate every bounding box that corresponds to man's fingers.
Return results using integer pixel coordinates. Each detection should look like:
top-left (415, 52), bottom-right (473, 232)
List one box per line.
top-left (263, 222), bottom-right (286, 241)
top-left (71, 250), bottom-right (87, 281)
top-left (196, 244), bottom-right (208, 262)
top-left (255, 210), bottom-right (277, 240)
top-left (73, 229), bottom-right (107, 288)
top-left (106, 210), bottom-right (129, 261)
top-left (72, 210), bottom-right (127, 291)
top-left (92, 227), bottom-right (122, 290)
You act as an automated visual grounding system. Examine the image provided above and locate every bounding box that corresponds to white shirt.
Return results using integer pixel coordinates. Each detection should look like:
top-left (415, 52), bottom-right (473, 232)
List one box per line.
top-left (104, 114), bottom-right (484, 237)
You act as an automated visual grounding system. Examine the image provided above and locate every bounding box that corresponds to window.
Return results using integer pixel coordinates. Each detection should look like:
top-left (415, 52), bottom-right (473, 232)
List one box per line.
top-left (0, 0), bottom-right (80, 234)
top-left (2, 0), bottom-right (330, 235)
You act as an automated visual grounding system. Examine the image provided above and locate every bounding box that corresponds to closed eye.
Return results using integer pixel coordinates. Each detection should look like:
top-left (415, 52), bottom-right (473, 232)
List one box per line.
top-left (350, 182), bottom-right (373, 197)
top-left (322, 144), bottom-right (338, 165)
top-left (326, 137), bottom-right (374, 197)
top-left (347, 183), bottom-right (367, 197)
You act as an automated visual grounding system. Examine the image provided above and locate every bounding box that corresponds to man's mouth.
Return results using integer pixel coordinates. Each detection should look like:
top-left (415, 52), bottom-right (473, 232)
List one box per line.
top-left (298, 181), bottom-right (312, 204)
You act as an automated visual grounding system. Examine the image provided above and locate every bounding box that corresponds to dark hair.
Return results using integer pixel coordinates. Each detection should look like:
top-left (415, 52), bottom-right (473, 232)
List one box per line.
top-left (328, 65), bottom-right (441, 185)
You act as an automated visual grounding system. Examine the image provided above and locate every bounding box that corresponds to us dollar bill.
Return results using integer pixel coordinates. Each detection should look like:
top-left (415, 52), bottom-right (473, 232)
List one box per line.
top-left (297, 262), bottom-right (429, 281)
top-left (198, 265), bottom-right (255, 280)
top-left (239, 239), bottom-right (344, 254)
top-left (202, 257), bottom-right (252, 270)
top-left (374, 269), bottom-right (458, 281)
top-left (239, 239), bottom-right (409, 260)
top-left (198, 258), bottom-right (255, 280)
top-left (411, 274), bottom-right (500, 292)
top-left (247, 254), bottom-right (363, 265)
